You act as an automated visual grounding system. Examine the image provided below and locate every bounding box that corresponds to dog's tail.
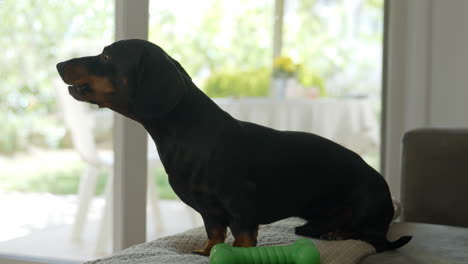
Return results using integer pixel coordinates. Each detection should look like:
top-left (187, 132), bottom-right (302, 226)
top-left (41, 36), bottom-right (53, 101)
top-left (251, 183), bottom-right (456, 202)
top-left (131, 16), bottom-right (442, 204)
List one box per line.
top-left (385, 236), bottom-right (413, 250)
top-left (372, 235), bottom-right (412, 252)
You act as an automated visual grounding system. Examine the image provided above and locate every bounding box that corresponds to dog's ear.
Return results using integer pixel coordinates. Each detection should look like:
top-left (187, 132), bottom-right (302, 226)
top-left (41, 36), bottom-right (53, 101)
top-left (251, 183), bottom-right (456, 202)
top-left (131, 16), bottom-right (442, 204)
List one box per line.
top-left (133, 48), bottom-right (186, 119)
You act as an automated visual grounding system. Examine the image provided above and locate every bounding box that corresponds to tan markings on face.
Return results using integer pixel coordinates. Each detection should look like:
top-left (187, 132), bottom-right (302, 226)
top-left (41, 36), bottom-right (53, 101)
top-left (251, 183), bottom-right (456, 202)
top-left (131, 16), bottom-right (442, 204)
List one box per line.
top-left (62, 63), bottom-right (116, 107)
top-left (89, 75), bottom-right (115, 93)
top-left (62, 64), bottom-right (89, 85)
top-left (86, 75), bottom-right (115, 107)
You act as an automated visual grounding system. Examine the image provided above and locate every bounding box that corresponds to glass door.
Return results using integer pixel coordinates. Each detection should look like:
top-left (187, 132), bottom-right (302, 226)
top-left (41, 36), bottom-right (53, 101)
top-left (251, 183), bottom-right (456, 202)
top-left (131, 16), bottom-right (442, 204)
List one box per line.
top-left (0, 0), bottom-right (114, 262)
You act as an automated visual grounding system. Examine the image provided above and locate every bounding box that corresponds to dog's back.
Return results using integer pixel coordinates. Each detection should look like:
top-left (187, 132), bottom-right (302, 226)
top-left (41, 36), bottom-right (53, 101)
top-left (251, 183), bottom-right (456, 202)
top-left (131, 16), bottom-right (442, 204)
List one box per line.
top-left (237, 121), bottom-right (377, 220)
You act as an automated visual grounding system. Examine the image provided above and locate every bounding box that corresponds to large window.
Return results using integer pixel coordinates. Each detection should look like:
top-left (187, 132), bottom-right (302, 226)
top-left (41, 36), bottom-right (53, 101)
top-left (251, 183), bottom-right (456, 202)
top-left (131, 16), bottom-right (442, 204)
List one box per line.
top-left (0, 0), bottom-right (384, 262)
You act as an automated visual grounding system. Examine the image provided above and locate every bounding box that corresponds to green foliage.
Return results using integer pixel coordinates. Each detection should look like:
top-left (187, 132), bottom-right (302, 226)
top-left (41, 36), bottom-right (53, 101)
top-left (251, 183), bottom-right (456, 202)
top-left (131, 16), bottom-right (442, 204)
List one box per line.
top-left (284, 0), bottom-right (384, 96)
top-left (0, 0), bottom-right (112, 114)
top-left (0, 114), bottom-right (28, 154)
top-left (204, 66), bottom-right (326, 98)
top-left (366, 0), bottom-right (385, 9)
top-left (297, 66), bottom-right (326, 96)
top-left (0, 162), bottom-right (83, 194)
top-left (16, 166), bottom-right (84, 195)
top-left (203, 68), bottom-right (271, 98)
top-left (0, 112), bottom-right (67, 154)
top-left (0, 0), bottom-right (112, 153)
top-left (149, 0), bottom-right (272, 78)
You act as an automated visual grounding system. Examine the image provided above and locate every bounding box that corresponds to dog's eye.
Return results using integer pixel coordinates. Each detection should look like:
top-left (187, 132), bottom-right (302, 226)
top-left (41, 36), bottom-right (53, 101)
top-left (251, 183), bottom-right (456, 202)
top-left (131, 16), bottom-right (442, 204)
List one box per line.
top-left (101, 54), bottom-right (111, 63)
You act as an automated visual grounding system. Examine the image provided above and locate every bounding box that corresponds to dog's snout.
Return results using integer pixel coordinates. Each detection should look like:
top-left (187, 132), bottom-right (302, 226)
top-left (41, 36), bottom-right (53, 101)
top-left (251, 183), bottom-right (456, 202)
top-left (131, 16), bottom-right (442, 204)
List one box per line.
top-left (56, 62), bottom-right (66, 74)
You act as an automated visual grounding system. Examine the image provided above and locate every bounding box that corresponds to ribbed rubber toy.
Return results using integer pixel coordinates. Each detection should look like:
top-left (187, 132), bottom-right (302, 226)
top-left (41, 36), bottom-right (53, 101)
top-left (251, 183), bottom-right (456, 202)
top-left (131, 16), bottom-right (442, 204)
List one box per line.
top-left (209, 238), bottom-right (320, 264)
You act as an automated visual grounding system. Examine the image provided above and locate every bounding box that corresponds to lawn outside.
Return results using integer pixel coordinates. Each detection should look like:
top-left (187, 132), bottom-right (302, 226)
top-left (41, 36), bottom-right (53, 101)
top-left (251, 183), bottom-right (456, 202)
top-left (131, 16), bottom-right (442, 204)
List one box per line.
top-left (0, 148), bottom-right (195, 261)
top-left (0, 191), bottom-right (199, 261)
top-left (0, 148), bottom-right (177, 199)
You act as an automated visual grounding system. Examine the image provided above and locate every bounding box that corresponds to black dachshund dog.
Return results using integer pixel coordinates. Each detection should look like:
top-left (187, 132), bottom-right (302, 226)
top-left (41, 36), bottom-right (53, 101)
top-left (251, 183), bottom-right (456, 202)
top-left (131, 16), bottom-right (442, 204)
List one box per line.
top-left (56, 39), bottom-right (411, 255)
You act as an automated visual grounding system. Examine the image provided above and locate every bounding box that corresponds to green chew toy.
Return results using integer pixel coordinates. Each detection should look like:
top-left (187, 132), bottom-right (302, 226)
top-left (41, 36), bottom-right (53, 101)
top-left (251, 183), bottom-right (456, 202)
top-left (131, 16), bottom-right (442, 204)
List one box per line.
top-left (209, 238), bottom-right (320, 264)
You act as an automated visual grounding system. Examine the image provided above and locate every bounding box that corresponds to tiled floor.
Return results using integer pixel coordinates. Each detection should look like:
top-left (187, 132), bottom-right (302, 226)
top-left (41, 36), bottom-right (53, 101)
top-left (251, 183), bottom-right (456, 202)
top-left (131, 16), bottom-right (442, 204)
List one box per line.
top-left (0, 191), bottom-right (201, 263)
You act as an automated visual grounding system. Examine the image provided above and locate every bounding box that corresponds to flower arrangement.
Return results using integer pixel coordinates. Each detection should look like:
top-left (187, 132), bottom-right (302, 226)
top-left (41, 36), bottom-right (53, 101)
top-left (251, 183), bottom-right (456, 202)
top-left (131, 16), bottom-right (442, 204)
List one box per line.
top-left (271, 56), bottom-right (326, 98)
top-left (272, 56), bottom-right (301, 78)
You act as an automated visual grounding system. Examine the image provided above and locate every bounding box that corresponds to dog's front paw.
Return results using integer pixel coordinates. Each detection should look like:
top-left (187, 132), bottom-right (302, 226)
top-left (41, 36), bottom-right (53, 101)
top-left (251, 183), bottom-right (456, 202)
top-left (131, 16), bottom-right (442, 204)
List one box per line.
top-left (192, 248), bottom-right (211, 256)
top-left (192, 239), bottom-right (222, 256)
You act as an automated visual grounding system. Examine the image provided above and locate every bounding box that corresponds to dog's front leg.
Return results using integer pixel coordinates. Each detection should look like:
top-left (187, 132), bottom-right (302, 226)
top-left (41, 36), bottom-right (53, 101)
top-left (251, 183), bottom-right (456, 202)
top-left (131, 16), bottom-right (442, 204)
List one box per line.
top-left (193, 217), bottom-right (227, 256)
top-left (231, 221), bottom-right (258, 248)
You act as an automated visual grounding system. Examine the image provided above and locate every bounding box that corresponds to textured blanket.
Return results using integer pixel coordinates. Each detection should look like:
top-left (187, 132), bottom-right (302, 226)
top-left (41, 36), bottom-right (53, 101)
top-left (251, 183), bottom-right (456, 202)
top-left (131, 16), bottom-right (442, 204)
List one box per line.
top-left (86, 218), bottom-right (375, 264)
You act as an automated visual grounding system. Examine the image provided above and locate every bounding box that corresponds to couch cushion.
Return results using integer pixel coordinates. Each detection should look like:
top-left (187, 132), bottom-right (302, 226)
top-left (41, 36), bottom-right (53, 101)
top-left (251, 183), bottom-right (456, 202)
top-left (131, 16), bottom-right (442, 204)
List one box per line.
top-left (86, 218), bottom-right (375, 264)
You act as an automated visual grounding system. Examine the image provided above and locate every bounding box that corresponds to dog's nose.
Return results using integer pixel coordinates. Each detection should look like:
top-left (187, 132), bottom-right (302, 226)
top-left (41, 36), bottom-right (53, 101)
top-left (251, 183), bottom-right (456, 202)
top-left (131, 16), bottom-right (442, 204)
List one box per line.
top-left (56, 62), bottom-right (66, 74)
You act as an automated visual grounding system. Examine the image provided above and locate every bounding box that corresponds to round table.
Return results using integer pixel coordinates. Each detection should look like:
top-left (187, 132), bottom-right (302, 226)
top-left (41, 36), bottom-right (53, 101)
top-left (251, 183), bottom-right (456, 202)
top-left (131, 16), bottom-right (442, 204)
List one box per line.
top-left (214, 97), bottom-right (379, 156)
top-left (362, 222), bottom-right (468, 264)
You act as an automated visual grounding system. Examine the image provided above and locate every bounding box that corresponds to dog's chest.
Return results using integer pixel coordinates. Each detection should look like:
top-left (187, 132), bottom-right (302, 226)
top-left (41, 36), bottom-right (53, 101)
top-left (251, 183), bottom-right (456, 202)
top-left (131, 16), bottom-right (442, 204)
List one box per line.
top-left (167, 166), bottom-right (224, 213)
top-left (155, 138), bottom-right (219, 204)
top-left (147, 120), bottom-right (246, 213)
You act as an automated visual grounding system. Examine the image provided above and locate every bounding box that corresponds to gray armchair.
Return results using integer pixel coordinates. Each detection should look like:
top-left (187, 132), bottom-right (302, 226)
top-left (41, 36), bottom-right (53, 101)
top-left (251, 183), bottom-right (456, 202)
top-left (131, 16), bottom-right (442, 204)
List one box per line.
top-left (363, 128), bottom-right (468, 264)
top-left (401, 128), bottom-right (468, 228)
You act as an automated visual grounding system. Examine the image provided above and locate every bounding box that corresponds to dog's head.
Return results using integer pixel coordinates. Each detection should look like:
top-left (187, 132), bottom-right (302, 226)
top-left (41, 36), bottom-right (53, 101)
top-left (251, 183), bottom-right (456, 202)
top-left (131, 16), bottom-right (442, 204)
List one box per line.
top-left (56, 39), bottom-right (190, 120)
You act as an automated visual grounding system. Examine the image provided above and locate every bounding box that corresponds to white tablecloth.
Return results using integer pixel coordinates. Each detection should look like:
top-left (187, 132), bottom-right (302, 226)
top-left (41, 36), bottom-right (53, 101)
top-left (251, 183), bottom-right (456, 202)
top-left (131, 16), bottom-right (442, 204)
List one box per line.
top-left (214, 97), bottom-right (379, 156)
